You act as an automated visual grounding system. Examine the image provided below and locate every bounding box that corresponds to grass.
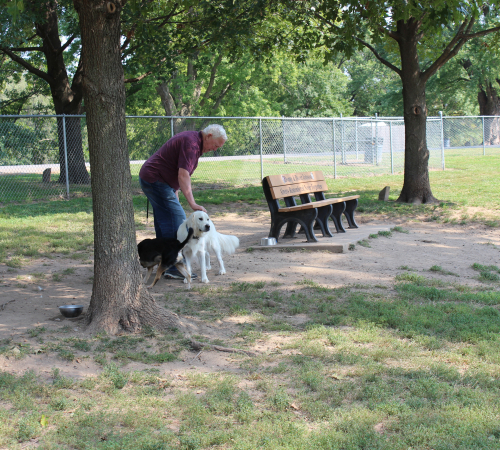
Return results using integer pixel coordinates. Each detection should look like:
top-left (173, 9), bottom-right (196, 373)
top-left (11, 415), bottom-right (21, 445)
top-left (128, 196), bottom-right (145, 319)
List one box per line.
top-left (2, 272), bottom-right (500, 448)
top-left (1, 152), bottom-right (500, 448)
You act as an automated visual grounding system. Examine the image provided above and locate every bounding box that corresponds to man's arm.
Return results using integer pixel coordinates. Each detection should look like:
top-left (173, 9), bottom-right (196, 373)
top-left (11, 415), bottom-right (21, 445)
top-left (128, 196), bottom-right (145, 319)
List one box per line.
top-left (178, 168), bottom-right (207, 213)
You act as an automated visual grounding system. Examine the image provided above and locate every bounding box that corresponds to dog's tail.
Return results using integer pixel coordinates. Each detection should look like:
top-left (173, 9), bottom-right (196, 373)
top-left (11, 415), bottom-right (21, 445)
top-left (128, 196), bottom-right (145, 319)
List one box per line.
top-left (211, 232), bottom-right (239, 255)
top-left (179, 227), bottom-right (194, 249)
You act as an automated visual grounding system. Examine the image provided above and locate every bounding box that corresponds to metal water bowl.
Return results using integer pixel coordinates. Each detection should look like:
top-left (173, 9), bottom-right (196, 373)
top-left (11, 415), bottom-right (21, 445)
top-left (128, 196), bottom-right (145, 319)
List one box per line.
top-left (58, 305), bottom-right (84, 318)
top-left (260, 237), bottom-right (277, 246)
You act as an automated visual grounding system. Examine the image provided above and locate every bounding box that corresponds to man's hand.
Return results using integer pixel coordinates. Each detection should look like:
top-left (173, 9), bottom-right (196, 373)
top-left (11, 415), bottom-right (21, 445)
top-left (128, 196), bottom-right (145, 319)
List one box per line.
top-left (178, 168), bottom-right (206, 213)
top-left (191, 204), bottom-right (207, 213)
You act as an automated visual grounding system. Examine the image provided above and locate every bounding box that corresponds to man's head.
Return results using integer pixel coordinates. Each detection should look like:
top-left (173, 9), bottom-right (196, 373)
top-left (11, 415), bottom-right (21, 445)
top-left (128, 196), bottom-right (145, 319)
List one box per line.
top-left (201, 124), bottom-right (227, 154)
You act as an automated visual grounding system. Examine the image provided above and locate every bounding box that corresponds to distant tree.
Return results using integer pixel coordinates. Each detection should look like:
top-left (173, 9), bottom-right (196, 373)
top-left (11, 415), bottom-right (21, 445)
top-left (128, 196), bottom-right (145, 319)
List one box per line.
top-left (0, 0), bottom-right (90, 184)
top-left (264, 53), bottom-right (353, 117)
top-left (0, 1), bottom-right (90, 184)
top-left (342, 49), bottom-right (402, 117)
top-left (459, 34), bottom-right (500, 144)
top-left (122, 0), bottom-right (271, 131)
top-left (276, 0), bottom-right (500, 203)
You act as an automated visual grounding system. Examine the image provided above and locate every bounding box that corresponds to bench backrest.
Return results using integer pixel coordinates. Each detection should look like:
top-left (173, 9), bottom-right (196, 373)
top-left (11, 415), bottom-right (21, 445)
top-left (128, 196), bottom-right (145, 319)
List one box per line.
top-left (266, 171), bottom-right (327, 200)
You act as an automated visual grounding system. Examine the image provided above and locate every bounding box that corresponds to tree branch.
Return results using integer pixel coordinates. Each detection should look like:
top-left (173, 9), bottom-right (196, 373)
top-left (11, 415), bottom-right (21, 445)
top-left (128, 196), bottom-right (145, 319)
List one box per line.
top-left (312, 10), bottom-right (401, 76)
top-left (0, 47), bottom-right (53, 85)
top-left (422, 18), bottom-right (475, 83)
top-left (378, 25), bottom-right (400, 41)
top-left (462, 25), bottom-right (500, 39)
top-left (58, 34), bottom-right (76, 55)
top-left (211, 83), bottom-right (232, 112)
top-left (199, 53), bottom-right (223, 108)
top-left (311, 10), bottom-right (341, 32)
top-left (190, 339), bottom-right (256, 357)
top-left (124, 71), bottom-right (153, 83)
top-left (353, 36), bottom-right (402, 76)
top-left (9, 47), bottom-right (44, 52)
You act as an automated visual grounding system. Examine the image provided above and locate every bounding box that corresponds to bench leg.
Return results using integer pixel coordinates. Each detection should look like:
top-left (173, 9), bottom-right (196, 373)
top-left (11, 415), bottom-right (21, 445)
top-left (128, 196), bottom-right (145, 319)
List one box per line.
top-left (302, 220), bottom-right (318, 242)
top-left (268, 217), bottom-right (282, 241)
top-left (270, 210), bottom-right (318, 243)
top-left (330, 202), bottom-right (347, 233)
top-left (315, 205), bottom-right (334, 237)
top-left (344, 199), bottom-right (359, 228)
top-left (283, 221), bottom-right (299, 238)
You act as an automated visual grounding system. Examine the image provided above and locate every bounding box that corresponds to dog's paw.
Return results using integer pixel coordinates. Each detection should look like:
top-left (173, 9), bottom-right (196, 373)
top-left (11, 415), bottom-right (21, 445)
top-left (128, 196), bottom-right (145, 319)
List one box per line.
top-left (183, 278), bottom-right (188, 284)
top-left (218, 269), bottom-right (226, 275)
top-left (201, 277), bottom-right (209, 283)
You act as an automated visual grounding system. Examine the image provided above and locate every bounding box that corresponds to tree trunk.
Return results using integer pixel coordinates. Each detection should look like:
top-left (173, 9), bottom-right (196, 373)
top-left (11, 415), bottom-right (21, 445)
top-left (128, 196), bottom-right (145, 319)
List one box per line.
top-left (55, 114), bottom-right (90, 185)
top-left (36, 3), bottom-right (90, 185)
top-left (74, 0), bottom-right (183, 335)
top-left (478, 80), bottom-right (500, 145)
top-left (395, 19), bottom-right (438, 204)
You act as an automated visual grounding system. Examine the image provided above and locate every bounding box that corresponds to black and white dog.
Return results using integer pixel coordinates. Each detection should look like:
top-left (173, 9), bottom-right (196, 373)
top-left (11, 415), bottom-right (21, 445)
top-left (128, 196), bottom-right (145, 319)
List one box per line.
top-left (137, 227), bottom-right (194, 289)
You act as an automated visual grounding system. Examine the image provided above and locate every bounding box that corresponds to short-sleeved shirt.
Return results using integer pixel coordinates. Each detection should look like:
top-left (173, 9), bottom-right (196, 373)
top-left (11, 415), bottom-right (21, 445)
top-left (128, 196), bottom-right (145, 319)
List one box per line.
top-left (139, 131), bottom-right (203, 190)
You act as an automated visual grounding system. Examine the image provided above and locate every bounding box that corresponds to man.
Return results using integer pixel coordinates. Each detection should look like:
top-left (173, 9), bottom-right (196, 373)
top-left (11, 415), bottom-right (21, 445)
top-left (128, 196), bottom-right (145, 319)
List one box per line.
top-left (139, 124), bottom-right (227, 279)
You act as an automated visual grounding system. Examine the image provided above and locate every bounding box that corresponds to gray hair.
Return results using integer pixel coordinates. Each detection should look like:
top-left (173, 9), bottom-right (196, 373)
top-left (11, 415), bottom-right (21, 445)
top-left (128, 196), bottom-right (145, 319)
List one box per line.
top-left (203, 124), bottom-right (227, 140)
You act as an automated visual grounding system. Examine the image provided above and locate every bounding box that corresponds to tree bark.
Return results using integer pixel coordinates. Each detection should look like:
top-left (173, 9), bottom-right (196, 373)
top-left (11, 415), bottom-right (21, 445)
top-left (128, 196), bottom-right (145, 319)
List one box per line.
top-left (395, 19), bottom-right (438, 204)
top-left (74, 0), bottom-right (183, 335)
top-left (478, 80), bottom-right (500, 145)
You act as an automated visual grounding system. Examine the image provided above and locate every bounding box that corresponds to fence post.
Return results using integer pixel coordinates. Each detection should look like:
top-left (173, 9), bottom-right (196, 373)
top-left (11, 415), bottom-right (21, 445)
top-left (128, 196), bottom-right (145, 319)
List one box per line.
top-left (390, 120), bottom-right (394, 174)
top-left (375, 113), bottom-right (379, 165)
top-left (332, 118), bottom-right (337, 179)
top-left (439, 111), bottom-right (445, 170)
top-left (482, 116), bottom-right (486, 155)
top-left (340, 113), bottom-right (345, 164)
top-left (170, 117), bottom-right (174, 138)
top-left (355, 117), bottom-right (359, 160)
top-left (62, 114), bottom-right (70, 200)
top-left (282, 117), bottom-right (287, 164)
top-left (259, 117), bottom-right (263, 181)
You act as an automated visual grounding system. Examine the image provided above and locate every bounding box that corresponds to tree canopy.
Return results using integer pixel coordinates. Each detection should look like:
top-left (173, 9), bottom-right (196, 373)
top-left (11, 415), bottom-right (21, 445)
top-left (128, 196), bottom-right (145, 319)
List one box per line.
top-left (272, 0), bottom-right (500, 203)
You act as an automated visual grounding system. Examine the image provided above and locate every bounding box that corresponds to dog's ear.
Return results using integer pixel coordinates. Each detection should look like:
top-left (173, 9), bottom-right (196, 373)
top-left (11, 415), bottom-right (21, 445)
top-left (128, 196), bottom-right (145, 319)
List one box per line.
top-left (177, 219), bottom-right (188, 241)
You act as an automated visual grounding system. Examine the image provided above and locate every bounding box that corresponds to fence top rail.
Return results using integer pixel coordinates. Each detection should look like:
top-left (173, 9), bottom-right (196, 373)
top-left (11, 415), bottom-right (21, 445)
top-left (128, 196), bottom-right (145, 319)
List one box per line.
top-left (0, 114), bottom-right (493, 120)
top-left (1, 114), bottom-right (394, 120)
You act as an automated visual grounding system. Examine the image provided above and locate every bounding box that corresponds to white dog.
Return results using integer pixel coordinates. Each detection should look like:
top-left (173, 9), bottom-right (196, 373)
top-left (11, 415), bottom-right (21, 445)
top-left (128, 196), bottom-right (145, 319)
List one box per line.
top-left (177, 211), bottom-right (239, 284)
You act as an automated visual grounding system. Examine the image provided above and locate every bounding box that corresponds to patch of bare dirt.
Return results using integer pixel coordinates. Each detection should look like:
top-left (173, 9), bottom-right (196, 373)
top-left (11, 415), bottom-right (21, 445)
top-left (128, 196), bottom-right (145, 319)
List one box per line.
top-left (1, 208), bottom-right (499, 381)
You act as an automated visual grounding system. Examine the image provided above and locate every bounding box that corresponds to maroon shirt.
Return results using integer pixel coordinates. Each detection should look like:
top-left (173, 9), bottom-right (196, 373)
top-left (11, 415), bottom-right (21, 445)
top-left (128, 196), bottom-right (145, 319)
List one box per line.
top-left (139, 131), bottom-right (203, 190)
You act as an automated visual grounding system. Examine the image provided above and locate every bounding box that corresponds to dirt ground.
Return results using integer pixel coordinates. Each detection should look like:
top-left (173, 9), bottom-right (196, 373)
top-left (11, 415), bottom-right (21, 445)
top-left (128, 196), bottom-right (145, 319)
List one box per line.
top-left (1, 207), bottom-right (499, 381)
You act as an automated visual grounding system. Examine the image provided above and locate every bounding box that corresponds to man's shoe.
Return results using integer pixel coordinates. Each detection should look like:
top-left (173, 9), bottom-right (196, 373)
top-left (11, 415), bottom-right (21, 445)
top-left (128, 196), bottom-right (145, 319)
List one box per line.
top-left (163, 266), bottom-right (198, 280)
top-left (163, 266), bottom-right (184, 280)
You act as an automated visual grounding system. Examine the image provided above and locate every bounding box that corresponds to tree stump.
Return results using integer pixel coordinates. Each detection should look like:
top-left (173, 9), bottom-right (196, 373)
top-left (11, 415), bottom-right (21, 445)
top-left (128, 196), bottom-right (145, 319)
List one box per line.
top-left (42, 168), bottom-right (51, 183)
top-left (378, 186), bottom-right (390, 201)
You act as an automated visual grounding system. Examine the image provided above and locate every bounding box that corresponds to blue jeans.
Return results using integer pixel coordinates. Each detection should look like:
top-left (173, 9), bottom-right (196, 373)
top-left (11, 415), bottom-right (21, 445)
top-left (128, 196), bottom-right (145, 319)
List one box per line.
top-left (140, 178), bottom-right (186, 240)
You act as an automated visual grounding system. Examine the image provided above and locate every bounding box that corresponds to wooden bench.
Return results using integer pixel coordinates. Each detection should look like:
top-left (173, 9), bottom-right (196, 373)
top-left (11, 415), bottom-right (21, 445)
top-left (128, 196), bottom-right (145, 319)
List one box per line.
top-left (262, 171), bottom-right (360, 243)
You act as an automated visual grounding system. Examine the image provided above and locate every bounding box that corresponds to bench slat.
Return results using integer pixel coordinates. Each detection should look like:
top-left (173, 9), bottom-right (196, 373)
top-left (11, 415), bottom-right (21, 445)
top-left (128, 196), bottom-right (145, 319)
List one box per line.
top-left (267, 170), bottom-right (325, 188)
top-left (268, 180), bottom-right (329, 199)
top-left (277, 195), bottom-right (360, 212)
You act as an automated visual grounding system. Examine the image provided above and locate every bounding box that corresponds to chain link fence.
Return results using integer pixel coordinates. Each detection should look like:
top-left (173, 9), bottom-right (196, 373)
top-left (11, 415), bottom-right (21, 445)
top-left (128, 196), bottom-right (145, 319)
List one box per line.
top-left (1, 114), bottom-right (498, 204)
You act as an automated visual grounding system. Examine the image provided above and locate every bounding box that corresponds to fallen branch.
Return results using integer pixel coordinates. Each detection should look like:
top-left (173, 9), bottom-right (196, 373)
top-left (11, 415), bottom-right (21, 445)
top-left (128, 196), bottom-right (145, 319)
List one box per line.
top-left (190, 339), bottom-right (256, 357)
top-left (0, 299), bottom-right (15, 311)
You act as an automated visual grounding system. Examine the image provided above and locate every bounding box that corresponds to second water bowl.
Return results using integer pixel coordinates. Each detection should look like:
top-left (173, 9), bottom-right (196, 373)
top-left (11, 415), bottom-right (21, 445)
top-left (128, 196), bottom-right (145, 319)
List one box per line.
top-left (260, 237), bottom-right (277, 246)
